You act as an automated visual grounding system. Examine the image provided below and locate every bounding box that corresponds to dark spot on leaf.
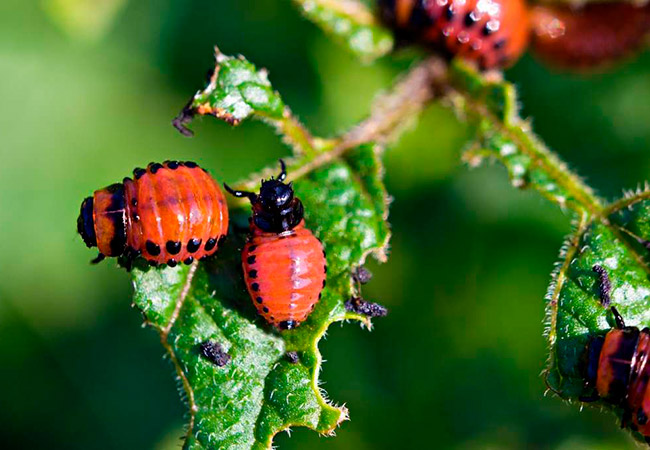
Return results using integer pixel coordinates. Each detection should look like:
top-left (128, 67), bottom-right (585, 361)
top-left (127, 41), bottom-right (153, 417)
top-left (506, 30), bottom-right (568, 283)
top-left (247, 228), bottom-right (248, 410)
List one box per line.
top-left (353, 266), bottom-right (373, 284)
top-left (285, 351), bottom-right (299, 363)
top-left (345, 297), bottom-right (388, 318)
top-left (200, 341), bottom-right (231, 367)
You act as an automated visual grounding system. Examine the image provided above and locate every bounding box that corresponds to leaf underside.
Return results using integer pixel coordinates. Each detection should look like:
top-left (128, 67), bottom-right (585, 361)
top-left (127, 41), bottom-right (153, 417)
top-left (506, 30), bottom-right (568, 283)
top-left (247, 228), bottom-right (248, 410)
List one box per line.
top-left (131, 144), bottom-right (390, 449)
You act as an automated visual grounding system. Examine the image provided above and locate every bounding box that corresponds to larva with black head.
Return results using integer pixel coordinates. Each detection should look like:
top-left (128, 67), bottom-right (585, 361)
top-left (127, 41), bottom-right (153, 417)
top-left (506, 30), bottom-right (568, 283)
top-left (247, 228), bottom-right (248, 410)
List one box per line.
top-left (224, 161), bottom-right (326, 330)
top-left (378, 0), bottom-right (531, 69)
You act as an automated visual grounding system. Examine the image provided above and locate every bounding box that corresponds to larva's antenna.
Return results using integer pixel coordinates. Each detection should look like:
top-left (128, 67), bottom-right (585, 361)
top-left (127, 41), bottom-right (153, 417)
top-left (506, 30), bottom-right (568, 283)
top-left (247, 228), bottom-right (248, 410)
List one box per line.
top-left (277, 159), bottom-right (287, 182)
top-left (224, 183), bottom-right (257, 203)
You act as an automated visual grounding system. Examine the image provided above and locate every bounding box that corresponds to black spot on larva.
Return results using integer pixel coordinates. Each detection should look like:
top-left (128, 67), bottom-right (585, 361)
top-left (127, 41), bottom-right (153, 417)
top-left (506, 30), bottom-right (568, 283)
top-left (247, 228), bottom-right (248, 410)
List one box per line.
top-left (148, 260), bottom-right (158, 267)
top-left (263, 306), bottom-right (269, 313)
top-left (166, 240), bottom-right (181, 255)
top-left (445, 5), bottom-right (455, 20)
top-left (409, 0), bottom-right (434, 27)
top-left (131, 198), bottom-right (137, 207)
top-left (482, 23), bottom-right (493, 36)
top-left (494, 39), bottom-right (506, 50)
top-left (345, 297), bottom-right (388, 318)
top-left (464, 12), bottom-right (477, 27)
top-left (248, 245), bottom-right (257, 252)
top-left (146, 240), bottom-right (161, 256)
top-left (256, 296), bottom-right (263, 304)
top-left (324, 265), bottom-right (327, 274)
top-left (166, 160), bottom-right (180, 170)
top-left (278, 320), bottom-right (297, 330)
top-left (200, 340), bottom-right (231, 367)
top-left (205, 238), bottom-right (217, 251)
top-left (285, 351), bottom-right (299, 363)
top-left (638, 408), bottom-right (649, 426)
top-left (249, 270), bottom-right (258, 278)
top-left (187, 238), bottom-right (201, 253)
top-left (247, 255), bottom-right (256, 264)
top-left (322, 279), bottom-right (326, 288)
top-left (167, 259), bottom-right (178, 267)
top-left (149, 163), bottom-right (163, 174)
top-left (184, 161), bottom-right (198, 168)
top-left (133, 168), bottom-right (146, 179)
top-left (133, 215), bottom-right (140, 222)
top-left (251, 283), bottom-right (259, 291)
top-left (184, 257), bottom-right (194, 265)
top-left (318, 292), bottom-right (322, 299)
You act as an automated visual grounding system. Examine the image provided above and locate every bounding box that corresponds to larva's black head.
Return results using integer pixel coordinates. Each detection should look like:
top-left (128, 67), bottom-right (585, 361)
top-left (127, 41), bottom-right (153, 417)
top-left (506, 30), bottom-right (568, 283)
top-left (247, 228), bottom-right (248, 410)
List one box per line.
top-left (224, 160), bottom-right (304, 233)
top-left (77, 196), bottom-right (97, 248)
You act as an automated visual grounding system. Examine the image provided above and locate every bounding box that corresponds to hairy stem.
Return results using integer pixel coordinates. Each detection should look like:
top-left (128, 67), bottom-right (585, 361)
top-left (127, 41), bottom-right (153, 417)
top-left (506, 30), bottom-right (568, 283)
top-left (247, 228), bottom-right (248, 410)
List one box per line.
top-left (229, 56), bottom-right (447, 203)
top-left (292, 0), bottom-right (380, 25)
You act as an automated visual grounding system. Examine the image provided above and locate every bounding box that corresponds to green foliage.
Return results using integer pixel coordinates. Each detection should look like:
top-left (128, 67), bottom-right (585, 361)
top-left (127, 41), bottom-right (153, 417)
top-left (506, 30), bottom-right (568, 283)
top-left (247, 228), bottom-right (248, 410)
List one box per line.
top-left (135, 48), bottom-right (389, 448)
top-left (176, 50), bottom-right (284, 129)
top-left (448, 61), bottom-right (602, 215)
top-left (546, 192), bottom-right (650, 401)
top-left (99, 0), bottom-right (650, 448)
top-left (445, 60), bottom-right (650, 442)
top-left (291, 0), bottom-right (393, 62)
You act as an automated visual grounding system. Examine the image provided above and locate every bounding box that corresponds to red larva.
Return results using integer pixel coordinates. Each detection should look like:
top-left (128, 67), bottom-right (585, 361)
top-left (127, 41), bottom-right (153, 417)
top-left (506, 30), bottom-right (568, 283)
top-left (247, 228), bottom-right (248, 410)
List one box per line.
top-left (77, 161), bottom-right (229, 268)
top-left (531, 2), bottom-right (650, 70)
top-left (378, 0), bottom-right (531, 69)
top-left (224, 161), bottom-right (326, 330)
top-left (582, 265), bottom-right (650, 443)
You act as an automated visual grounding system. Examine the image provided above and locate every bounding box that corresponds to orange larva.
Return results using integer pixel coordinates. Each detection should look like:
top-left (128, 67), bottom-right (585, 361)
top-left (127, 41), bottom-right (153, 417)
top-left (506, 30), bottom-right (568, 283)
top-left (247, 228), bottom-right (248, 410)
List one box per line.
top-left (378, 0), bottom-right (531, 69)
top-left (77, 161), bottom-right (229, 268)
top-left (224, 161), bottom-right (326, 330)
top-left (531, 2), bottom-right (650, 70)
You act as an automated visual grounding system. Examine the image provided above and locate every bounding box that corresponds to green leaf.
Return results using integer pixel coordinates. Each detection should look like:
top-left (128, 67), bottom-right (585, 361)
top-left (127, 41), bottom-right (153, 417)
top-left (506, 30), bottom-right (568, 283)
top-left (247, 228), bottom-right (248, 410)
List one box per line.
top-left (131, 144), bottom-right (390, 449)
top-left (545, 190), bottom-right (650, 442)
top-left (174, 49), bottom-right (284, 130)
top-left (173, 49), bottom-right (318, 156)
top-left (446, 60), bottom-right (602, 216)
top-left (291, 0), bottom-right (394, 62)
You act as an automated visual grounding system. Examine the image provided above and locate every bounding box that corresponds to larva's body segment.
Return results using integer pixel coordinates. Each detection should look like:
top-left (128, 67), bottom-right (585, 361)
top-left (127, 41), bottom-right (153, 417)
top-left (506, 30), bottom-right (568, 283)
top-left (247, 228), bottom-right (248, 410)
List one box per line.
top-left (531, 3), bottom-right (650, 70)
top-left (78, 161), bottom-right (228, 267)
top-left (243, 221), bottom-right (326, 328)
top-left (379, 0), bottom-right (531, 69)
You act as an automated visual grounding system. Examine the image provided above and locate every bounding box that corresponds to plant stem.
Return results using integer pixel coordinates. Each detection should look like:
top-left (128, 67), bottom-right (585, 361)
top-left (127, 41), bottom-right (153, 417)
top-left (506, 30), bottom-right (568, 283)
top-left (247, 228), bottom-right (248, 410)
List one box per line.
top-left (230, 56), bottom-right (447, 203)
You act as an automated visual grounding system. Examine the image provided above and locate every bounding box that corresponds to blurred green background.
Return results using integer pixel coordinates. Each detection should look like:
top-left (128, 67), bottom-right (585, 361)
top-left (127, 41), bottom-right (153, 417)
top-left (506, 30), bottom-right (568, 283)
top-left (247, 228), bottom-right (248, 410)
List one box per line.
top-left (2, 0), bottom-right (650, 448)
